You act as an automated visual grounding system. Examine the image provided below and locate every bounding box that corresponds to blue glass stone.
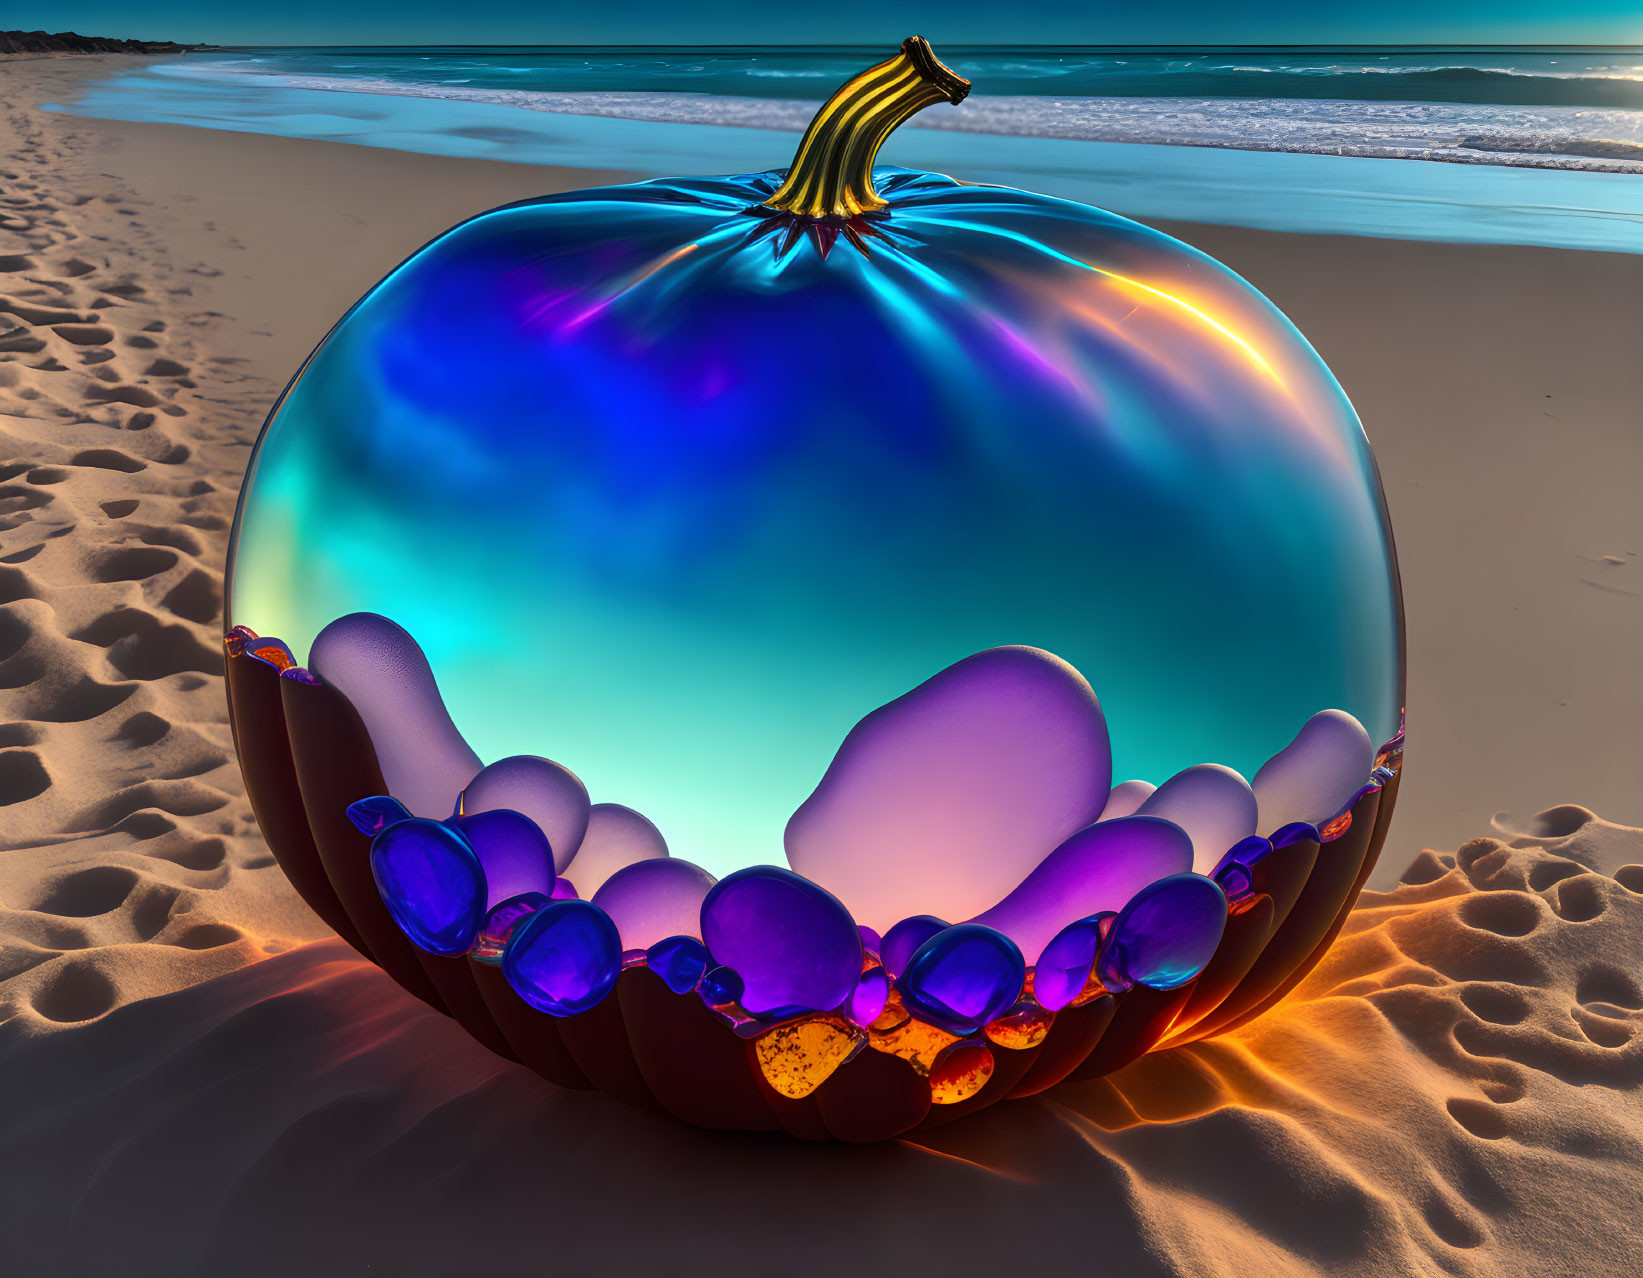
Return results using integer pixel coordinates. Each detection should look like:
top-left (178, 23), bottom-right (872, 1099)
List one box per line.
top-left (899, 923), bottom-right (1026, 1036)
top-left (881, 915), bottom-right (949, 979)
top-left (347, 794), bottom-right (411, 837)
top-left (1212, 834), bottom-right (1272, 901)
top-left (370, 817), bottom-right (485, 956)
top-left (700, 867), bottom-right (862, 1016)
top-left (447, 807), bottom-right (557, 912)
top-left (699, 964), bottom-right (744, 1008)
top-left (471, 890), bottom-right (552, 963)
top-left (1033, 911), bottom-right (1115, 1012)
top-left (857, 924), bottom-right (883, 960)
top-left (848, 964), bottom-right (890, 1027)
top-left (502, 898), bottom-right (621, 1016)
top-left (647, 934), bottom-right (711, 995)
top-left (1098, 873), bottom-right (1229, 991)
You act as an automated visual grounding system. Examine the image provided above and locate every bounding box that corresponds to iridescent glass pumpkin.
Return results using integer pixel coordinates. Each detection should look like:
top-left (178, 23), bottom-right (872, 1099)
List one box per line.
top-left (225, 38), bottom-right (1404, 1139)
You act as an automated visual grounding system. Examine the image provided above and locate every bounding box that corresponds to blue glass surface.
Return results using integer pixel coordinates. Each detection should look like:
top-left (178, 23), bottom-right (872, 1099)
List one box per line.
top-left (898, 923), bottom-right (1026, 1035)
top-left (700, 867), bottom-right (862, 1016)
top-left (346, 793), bottom-right (411, 836)
top-left (1099, 873), bottom-right (1229, 991)
top-left (502, 898), bottom-right (622, 1015)
top-left (230, 163), bottom-right (1402, 880)
top-left (369, 817), bottom-right (485, 955)
top-left (646, 934), bottom-right (711, 994)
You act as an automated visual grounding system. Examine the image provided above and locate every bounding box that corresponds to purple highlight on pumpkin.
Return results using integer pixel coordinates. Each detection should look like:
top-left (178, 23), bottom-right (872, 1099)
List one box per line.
top-left (785, 646), bottom-right (1112, 933)
top-left (461, 755), bottom-right (590, 873)
top-left (562, 802), bottom-right (668, 897)
top-left (899, 923), bottom-right (1026, 1036)
top-left (1137, 764), bottom-right (1258, 874)
top-left (647, 935), bottom-right (710, 994)
top-left (592, 857), bottom-right (717, 951)
top-left (881, 915), bottom-right (948, 978)
top-left (447, 807), bottom-right (558, 913)
top-left (1034, 912), bottom-right (1114, 1011)
top-left (471, 890), bottom-right (551, 962)
top-left (1098, 873), bottom-right (1228, 991)
top-left (700, 866), bottom-right (863, 1017)
top-left (310, 612), bottom-right (481, 819)
top-left (1252, 709), bottom-right (1373, 836)
top-left (1097, 780), bottom-right (1155, 822)
top-left (503, 898), bottom-right (621, 1016)
top-left (347, 794), bottom-right (411, 837)
top-left (848, 965), bottom-right (890, 1027)
top-left (370, 817), bottom-right (485, 956)
top-left (968, 815), bottom-right (1193, 963)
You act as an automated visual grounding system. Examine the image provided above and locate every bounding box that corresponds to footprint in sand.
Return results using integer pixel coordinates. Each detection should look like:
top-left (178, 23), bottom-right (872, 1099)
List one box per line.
top-left (71, 607), bottom-right (221, 680)
top-left (0, 747), bottom-right (51, 805)
top-left (69, 447), bottom-right (146, 473)
top-left (29, 960), bottom-right (118, 1023)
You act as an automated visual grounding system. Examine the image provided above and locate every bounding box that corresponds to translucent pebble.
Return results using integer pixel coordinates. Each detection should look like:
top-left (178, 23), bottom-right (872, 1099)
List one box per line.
top-left (370, 817), bottom-right (485, 956)
top-left (471, 890), bottom-right (551, 963)
top-left (1098, 873), bottom-right (1229, 991)
top-left (899, 923), bottom-right (1026, 1036)
top-left (881, 915), bottom-right (948, 978)
top-left (461, 755), bottom-right (590, 873)
top-left (968, 815), bottom-right (1193, 963)
top-left (346, 794), bottom-right (411, 837)
top-left (868, 1011), bottom-right (959, 1075)
top-left (1097, 780), bottom-right (1156, 822)
top-left (447, 807), bottom-right (557, 912)
top-left (551, 877), bottom-right (579, 899)
top-left (1252, 709), bottom-right (1374, 836)
top-left (929, 1042), bottom-right (995, 1105)
top-left (700, 867), bottom-right (863, 1016)
top-left (646, 934), bottom-right (710, 994)
top-left (857, 924), bottom-right (883, 959)
top-left (1210, 834), bottom-right (1272, 901)
top-left (1271, 821), bottom-right (1322, 848)
top-left (786, 646), bottom-right (1111, 933)
top-left (562, 802), bottom-right (668, 897)
top-left (591, 857), bottom-right (716, 951)
top-left (1033, 912), bottom-right (1112, 1011)
top-left (502, 898), bottom-right (621, 1016)
top-left (1137, 763), bottom-right (1258, 874)
top-left (755, 1016), bottom-right (861, 1100)
top-left (848, 965), bottom-right (890, 1027)
top-left (699, 965), bottom-right (744, 1009)
top-left (310, 613), bottom-right (481, 818)
top-left (984, 999), bottom-right (1055, 1050)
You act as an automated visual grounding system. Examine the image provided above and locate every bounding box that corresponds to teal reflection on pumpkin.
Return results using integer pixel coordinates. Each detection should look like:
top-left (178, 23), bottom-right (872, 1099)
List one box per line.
top-left (228, 165), bottom-right (1402, 880)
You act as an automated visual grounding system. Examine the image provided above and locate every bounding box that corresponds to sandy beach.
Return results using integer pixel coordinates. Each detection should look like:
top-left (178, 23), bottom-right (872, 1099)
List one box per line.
top-left (2, 53), bottom-right (1641, 1276)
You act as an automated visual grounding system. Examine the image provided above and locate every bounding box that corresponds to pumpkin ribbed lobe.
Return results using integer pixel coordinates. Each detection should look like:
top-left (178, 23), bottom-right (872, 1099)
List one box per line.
top-left (762, 36), bottom-right (971, 222)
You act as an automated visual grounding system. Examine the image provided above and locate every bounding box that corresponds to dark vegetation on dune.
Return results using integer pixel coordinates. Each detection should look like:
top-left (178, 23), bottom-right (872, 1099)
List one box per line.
top-left (0, 31), bottom-right (216, 55)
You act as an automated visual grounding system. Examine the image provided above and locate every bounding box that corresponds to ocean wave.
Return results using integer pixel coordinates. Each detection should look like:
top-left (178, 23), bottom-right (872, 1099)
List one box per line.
top-left (175, 68), bottom-right (1643, 173)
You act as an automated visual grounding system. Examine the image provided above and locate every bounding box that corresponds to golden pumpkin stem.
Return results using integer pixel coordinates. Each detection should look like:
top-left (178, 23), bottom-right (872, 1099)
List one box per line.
top-left (762, 37), bottom-right (970, 221)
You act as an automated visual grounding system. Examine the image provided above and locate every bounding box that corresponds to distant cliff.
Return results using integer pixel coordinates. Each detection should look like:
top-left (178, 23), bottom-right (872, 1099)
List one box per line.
top-left (0, 30), bottom-right (216, 55)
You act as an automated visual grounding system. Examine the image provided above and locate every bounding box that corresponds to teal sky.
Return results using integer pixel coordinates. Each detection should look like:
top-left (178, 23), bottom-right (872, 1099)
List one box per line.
top-left (17, 1), bottom-right (1642, 46)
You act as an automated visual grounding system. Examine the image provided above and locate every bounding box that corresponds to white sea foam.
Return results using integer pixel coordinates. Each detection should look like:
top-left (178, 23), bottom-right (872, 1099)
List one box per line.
top-left (164, 63), bottom-right (1643, 173)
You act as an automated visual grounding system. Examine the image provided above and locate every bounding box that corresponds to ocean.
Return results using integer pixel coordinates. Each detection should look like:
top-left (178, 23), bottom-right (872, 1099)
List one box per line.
top-left (45, 45), bottom-right (1643, 252)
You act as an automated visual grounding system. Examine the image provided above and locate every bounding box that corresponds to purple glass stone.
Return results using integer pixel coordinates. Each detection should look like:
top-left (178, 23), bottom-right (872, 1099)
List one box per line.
top-left (370, 817), bottom-right (485, 956)
top-left (346, 794), bottom-right (411, 837)
top-left (310, 613), bottom-right (481, 819)
top-left (472, 890), bottom-right (551, 963)
top-left (447, 807), bottom-right (557, 913)
top-left (857, 924), bottom-right (883, 959)
top-left (899, 923), bottom-right (1026, 1036)
top-left (647, 935), bottom-right (710, 995)
top-left (785, 646), bottom-right (1111, 933)
top-left (699, 964), bottom-right (744, 1008)
top-left (1212, 834), bottom-right (1272, 902)
top-left (881, 915), bottom-right (948, 979)
top-left (1098, 873), bottom-right (1229, 991)
top-left (700, 867), bottom-right (862, 1016)
top-left (1033, 911), bottom-right (1115, 1011)
top-left (1270, 821), bottom-right (1322, 849)
top-left (502, 898), bottom-right (621, 1016)
top-left (592, 857), bottom-right (716, 951)
top-left (848, 965), bottom-right (890, 1027)
top-left (551, 877), bottom-right (579, 900)
top-left (968, 815), bottom-right (1193, 963)
top-left (461, 755), bottom-right (590, 873)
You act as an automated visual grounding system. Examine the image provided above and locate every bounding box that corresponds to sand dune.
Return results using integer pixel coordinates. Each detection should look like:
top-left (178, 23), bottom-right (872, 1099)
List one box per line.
top-left (2, 55), bottom-right (1641, 1277)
